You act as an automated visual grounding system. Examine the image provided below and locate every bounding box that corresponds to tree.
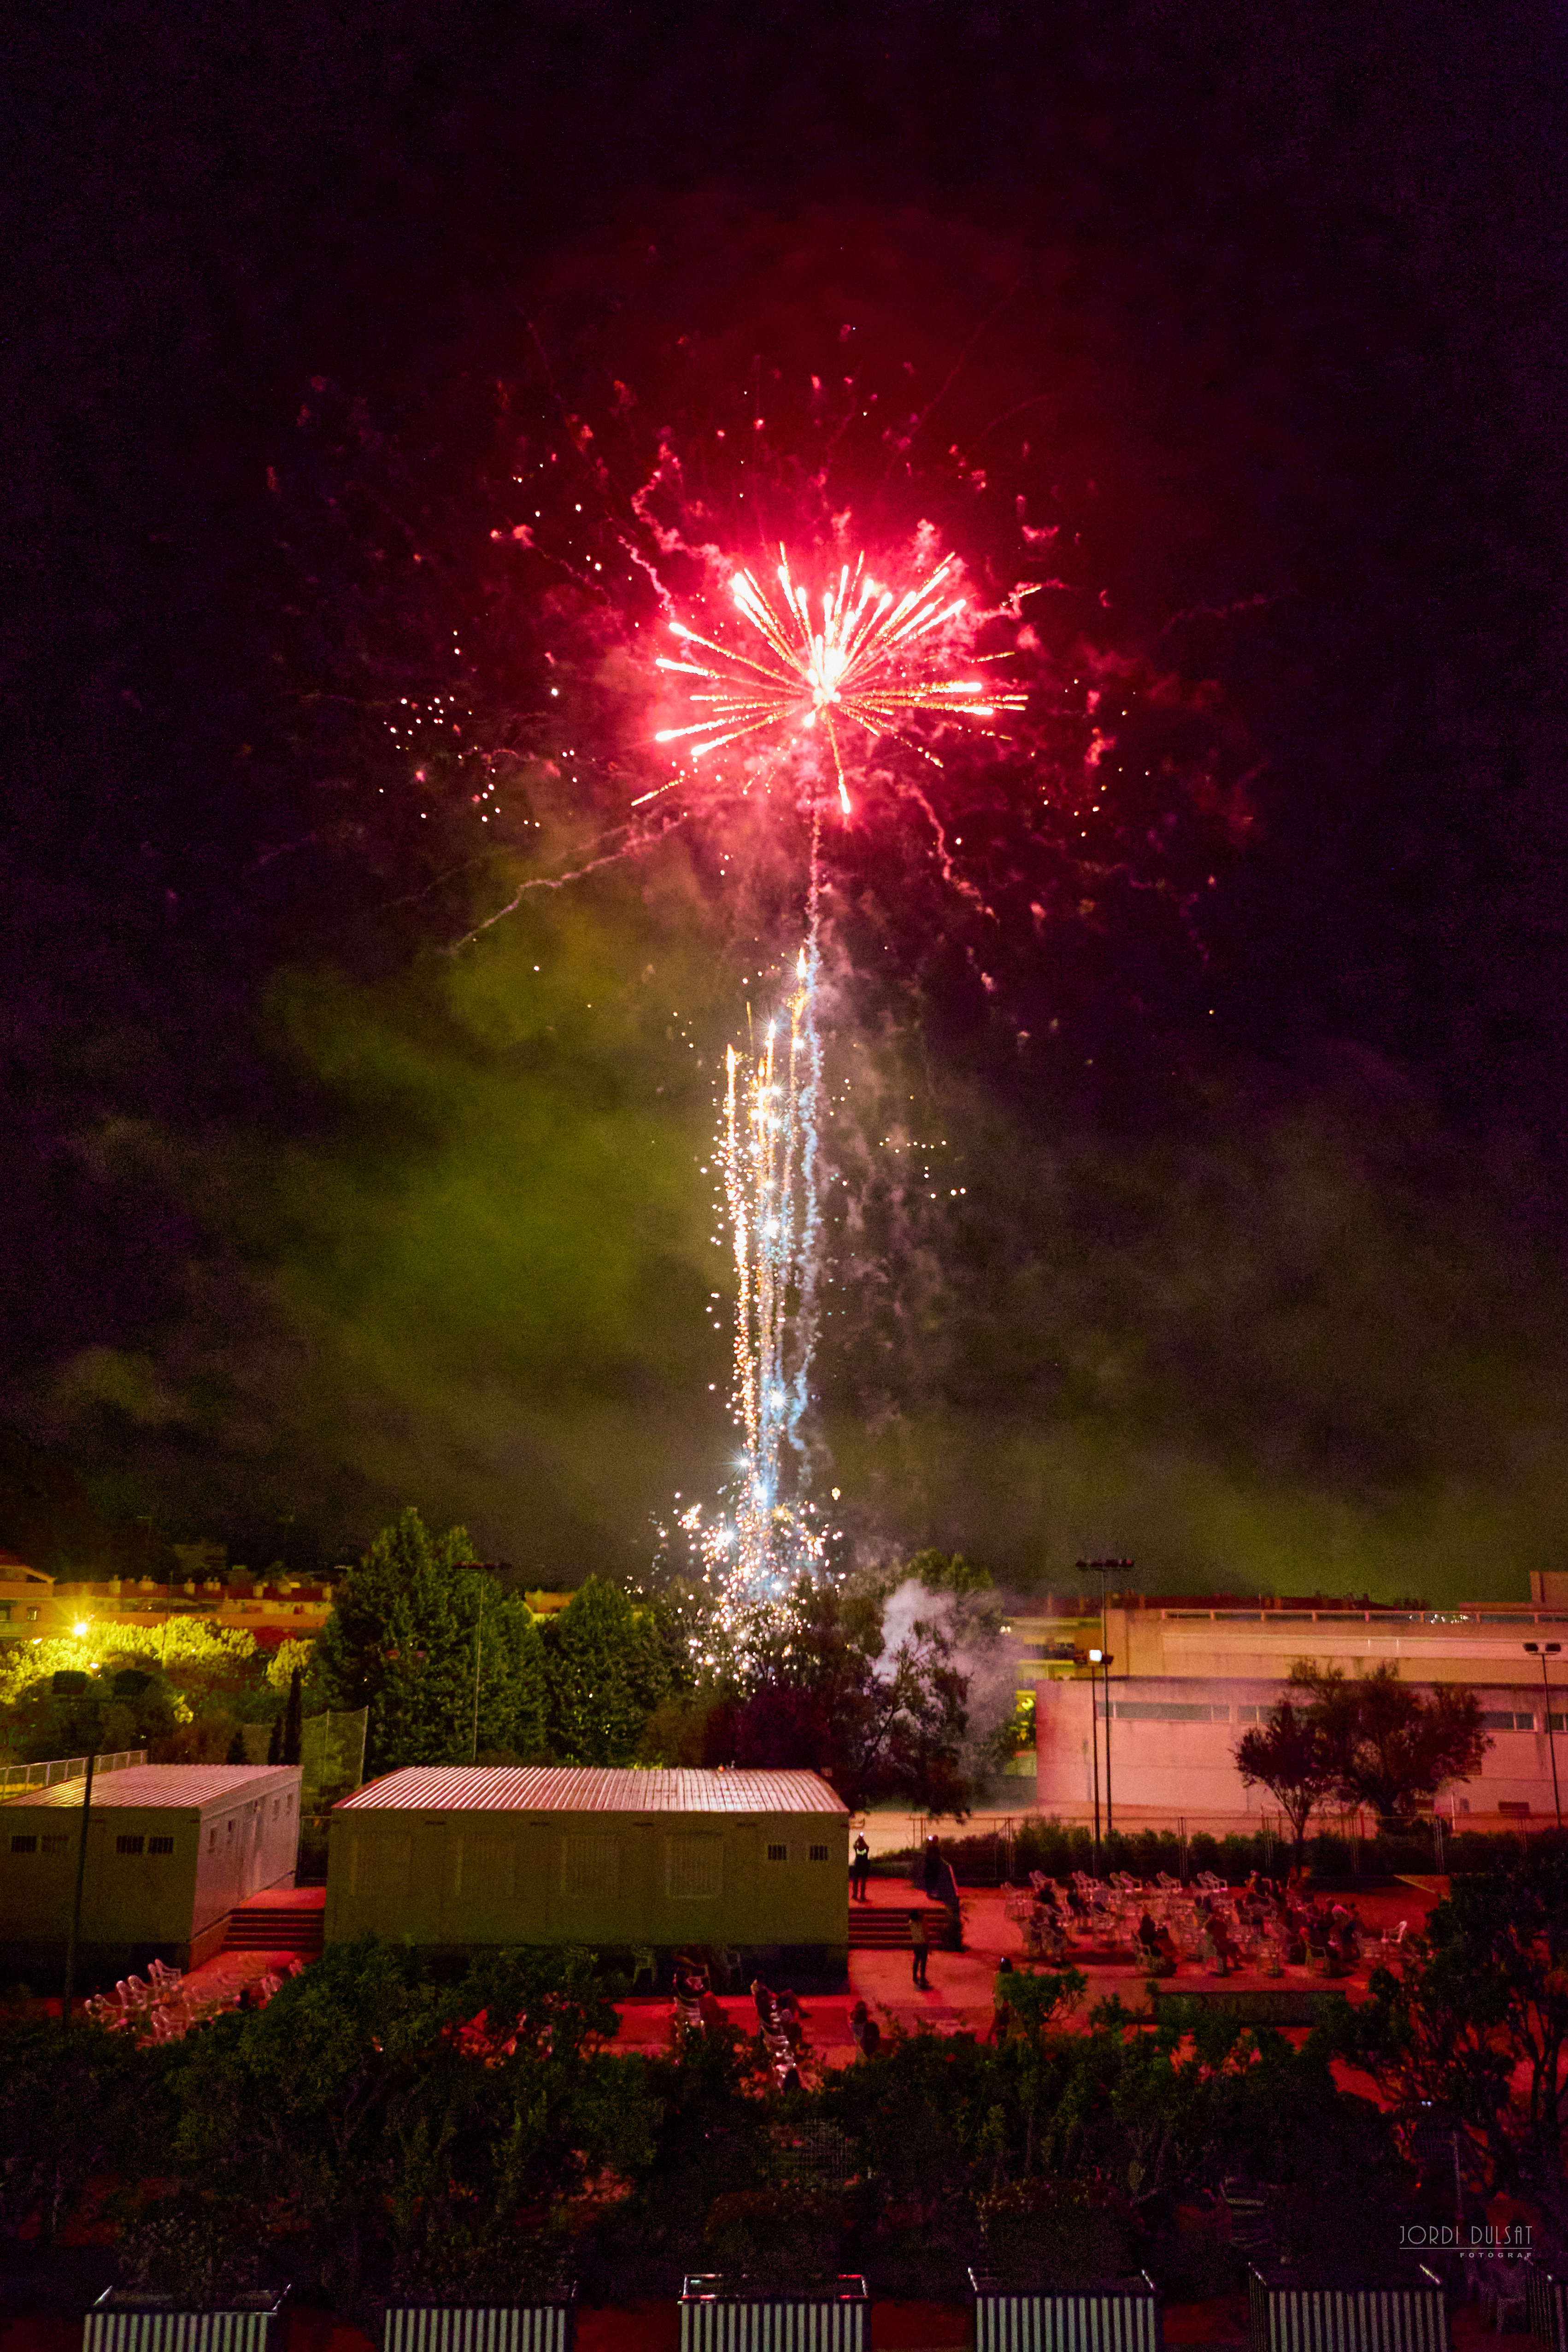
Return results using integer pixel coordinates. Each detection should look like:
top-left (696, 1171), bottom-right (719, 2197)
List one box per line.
top-left (1324, 1846), bottom-right (1568, 2237)
top-left (145, 1938), bottom-right (650, 2308)
top-left (704, 1577), bottom-right (975, 1812)
top-left (1291, 1661), bottom-right (1489, 1829)
top-left (313, 1508), bottom-right (546, 1774)
top-left (542, 1576), bottom-right (647, 1764)
top-left (282, 1667), bottom-right (303, 1766)
top-left (1235, 1694), bottom-right (1338, 1857)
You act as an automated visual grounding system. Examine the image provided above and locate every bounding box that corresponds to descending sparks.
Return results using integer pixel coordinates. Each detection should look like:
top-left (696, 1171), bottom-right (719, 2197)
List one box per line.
top-left (719, 927), bottom-right (824, 1598)
top-left (648, 545), bottom-right (1025, 814)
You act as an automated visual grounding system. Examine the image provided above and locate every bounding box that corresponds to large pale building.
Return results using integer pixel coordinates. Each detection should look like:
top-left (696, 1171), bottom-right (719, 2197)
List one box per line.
top-left (0, 1763), bottom-right (303, 1973)
top-left (1022, 1574), bottom-right (1568, 1831)
top-left (326, 1764), bottom-right (849, 1976)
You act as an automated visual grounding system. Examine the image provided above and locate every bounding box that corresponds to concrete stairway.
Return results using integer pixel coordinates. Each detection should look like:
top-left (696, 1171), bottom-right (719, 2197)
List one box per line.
top-left (223, 1889), bottom-right (326, 1955)
top-left (847, 1901), bottom-right (952, 1950)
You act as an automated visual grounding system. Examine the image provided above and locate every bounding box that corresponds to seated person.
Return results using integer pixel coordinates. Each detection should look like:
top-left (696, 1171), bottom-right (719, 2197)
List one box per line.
top-left (1199, 1919), bottom-right (1233, 1975)
top-left (849, 1999), bottom-right (881, 2058)
top-left (775, 1987), bottom-right (807, 2048)
top-left (751, 1977), bottom-right (779, 2030)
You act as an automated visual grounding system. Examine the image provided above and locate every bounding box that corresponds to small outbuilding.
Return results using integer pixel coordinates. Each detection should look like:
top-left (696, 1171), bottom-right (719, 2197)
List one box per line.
top-left (0, 1763), bottom-right (303, 1975)
top-left (326, 1765), bottom-right (849, 1982)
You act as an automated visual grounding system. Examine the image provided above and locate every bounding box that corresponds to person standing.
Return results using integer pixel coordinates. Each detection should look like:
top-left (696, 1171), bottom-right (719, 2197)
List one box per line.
top-left (908, 1907), bottom-right (930, 1988)
top-left (934, 1853), bottom-right (963, 1948)
top-left (987, 1956), bottom-right (1015, 2043)
top-left (851, 1829), bottom-right (871, 1901)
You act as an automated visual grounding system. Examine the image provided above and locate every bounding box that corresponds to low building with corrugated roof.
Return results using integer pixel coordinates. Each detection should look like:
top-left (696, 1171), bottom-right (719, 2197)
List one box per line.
top-left (1, 1762), bottom-right (303, 1975)
top-left (326, 1765), bottom-right (850, 1984)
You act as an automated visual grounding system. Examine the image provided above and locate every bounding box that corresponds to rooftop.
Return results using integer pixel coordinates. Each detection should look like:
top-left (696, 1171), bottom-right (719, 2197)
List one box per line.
top-left (5, 1764), bottom-right (301, 1811)
top-left (337, 1765), bottom-right (847, 1816)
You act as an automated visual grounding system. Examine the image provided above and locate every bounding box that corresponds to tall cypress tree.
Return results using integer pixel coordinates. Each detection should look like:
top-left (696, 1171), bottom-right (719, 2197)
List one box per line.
top-left (282, 1667), bottom-right (303, 1766)
top-left (314, 1506), bottom-right (546, 1774)
top-left (544, 1576), bottom-right (646, 1764)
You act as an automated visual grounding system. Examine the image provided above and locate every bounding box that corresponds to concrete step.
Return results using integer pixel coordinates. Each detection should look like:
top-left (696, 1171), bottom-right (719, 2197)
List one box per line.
top-left (848, 1904), bottom-right (952, 1949)
top-left (223, 1908), bottom-right (324, 1953)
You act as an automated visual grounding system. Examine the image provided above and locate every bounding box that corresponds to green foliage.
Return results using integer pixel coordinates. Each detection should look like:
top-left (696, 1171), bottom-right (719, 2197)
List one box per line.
top-left (153, 1938), bottom-right (645, 2310)
top-left (1288, 1660), bottom-right (1490, 1827)
top-left (314, 1507), bottom-right (546, 1774)
top-left (0, 1934), bottom-right (1410, 2306)
top-left (1235, 1693), bottom-right (1337, 1847)
top-left (282, 1667), bottom-right (303, 1766)
top-left (542, 1575), bottom-right (647, 1764)
top-left (706, 1576), bottom-right (975, 1812)
top-left (1321, 1840), bottom-right (1568, 2234)
top-left (0, 2014), bottom-right (167, 2249)
top-left (908, 1548), bottom-right (992, 1597)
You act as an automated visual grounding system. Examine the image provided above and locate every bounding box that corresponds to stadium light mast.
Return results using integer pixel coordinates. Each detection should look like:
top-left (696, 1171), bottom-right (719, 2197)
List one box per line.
top-left (1078, 1559), bottom-right (1134, 1835)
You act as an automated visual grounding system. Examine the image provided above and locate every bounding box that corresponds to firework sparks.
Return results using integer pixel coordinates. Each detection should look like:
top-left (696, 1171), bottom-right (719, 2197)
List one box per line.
top-left (722, 928), bottom-right (824, 1596)
top-left (646, 546), bottom-right (1025, 815)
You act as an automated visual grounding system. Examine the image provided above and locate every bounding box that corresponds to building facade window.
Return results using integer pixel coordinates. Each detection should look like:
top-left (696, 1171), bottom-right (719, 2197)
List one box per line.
top-left (765, 1842), bottom-right (788, 1863)
top-left (9, 1835), bottom-right (36, 1854)
top-left (808, 1843), bottom-right (829, 1862)
top-left (116, 1834), bottom-right (145, 1856)
top-left (559, 1834), bottom-right (619, 1899)
top-left (356, 1835), bottom-right (413, 1899)
top-left (42, 1835), bottom-right (67, 1856)
top-left (665, 1835), bottom-right (723, 1899)
top-left (147, 1835), bottom-right (174, 1855)
top-left (457, 1833), bottom-right (517, 1898)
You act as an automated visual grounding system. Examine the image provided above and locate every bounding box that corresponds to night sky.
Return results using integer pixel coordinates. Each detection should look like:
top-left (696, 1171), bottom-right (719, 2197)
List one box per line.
top-left (5, 2), bottom-right (1567, 1601)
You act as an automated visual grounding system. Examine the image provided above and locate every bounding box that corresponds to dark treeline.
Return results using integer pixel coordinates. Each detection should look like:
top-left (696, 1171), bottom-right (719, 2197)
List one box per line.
top-left (5, 1846), bottom-right (1568, 2312)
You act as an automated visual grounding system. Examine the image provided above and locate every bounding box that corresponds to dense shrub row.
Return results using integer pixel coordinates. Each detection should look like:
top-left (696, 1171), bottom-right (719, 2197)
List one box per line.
top-left (897, 1817), bottom-right (1547, 1886)
top-left (0, 1938), bottom-right (1412, 2318)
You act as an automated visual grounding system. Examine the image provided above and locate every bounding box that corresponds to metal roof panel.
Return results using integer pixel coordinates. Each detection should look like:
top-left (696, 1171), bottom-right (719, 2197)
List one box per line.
top-left (335, 1765), bottom-right (847, 1816)
top-left (4, 1765), bottom-right (302, 1811)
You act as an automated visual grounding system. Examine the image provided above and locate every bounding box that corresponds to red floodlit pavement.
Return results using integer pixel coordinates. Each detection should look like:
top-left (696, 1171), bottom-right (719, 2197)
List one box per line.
top-left (608, 1876), bottom-right (1449, 2060)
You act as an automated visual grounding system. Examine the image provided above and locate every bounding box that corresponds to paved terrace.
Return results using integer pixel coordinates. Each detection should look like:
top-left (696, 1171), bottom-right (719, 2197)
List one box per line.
top-left (608, 1873), bottom-right (1447, 2058)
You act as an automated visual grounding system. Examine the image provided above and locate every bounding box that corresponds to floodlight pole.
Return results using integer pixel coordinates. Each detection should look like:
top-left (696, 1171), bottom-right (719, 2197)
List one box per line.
top-left (1078, 1559), bottom-right (1134, 1840)
top-left (1526, 1642), bottom-right (1562, 1829)
top-left (1088, 1659), bottom-right (1101, 1874)
top-left (61, 1749), bottom-right (96, 2030)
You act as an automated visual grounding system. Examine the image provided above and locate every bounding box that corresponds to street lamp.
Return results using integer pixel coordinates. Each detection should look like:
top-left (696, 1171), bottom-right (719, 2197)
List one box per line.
top-left (1078, 1559), bottom-right (1134, 1835)
top-left (1525, 1642), bottom-right (1562, 1829)
top-left (1090, 1649), bottom-right (1116, 1870)
top-left (1087, 1649), bottom-right (1103, 1872)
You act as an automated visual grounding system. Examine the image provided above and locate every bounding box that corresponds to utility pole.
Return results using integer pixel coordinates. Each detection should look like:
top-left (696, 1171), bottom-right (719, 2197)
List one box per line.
top-left (471, 1609), bottom-right (483, 1763)
top-left (1078, 1559), bottom-right (1134, 1839)
top-left (1089, 1665), bottom-right (1101, 1876)
top-left (1526, 1641), bottom-right (1562, 1829)
top-left (61, 1748), bottom-right (96, 2029)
